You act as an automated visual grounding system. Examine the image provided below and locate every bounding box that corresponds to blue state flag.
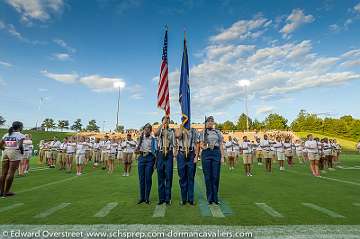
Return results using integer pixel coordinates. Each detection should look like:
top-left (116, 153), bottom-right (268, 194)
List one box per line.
top-left (179, 36), bottom-right (190, 130)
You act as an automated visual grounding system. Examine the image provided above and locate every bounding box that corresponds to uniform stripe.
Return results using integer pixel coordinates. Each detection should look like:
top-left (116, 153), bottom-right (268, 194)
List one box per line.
top-left (34, 203), bottom-right (71, 218)
top-left (17, 176), bottom-right (78, 194)
top-left (255, 203), bottom-right (284, 218)
top-left (0, 203), bottom-right (24, 213)
top-left (209, 204), bottom-right (225, 218)
top-left (219, 199), bottom-right (233, 215)
top-left (194, 181), bottom-right (211, 217)
top-left (302, 203), bottom-right (345, 218)
top-left (152, 204), bottom-right (166, 218)
top-left (94, 202), bottom-right (118, 217)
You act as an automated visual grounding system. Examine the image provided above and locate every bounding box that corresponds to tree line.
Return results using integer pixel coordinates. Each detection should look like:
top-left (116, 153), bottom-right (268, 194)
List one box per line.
top-left (216, 110), bottom-right (360, 141)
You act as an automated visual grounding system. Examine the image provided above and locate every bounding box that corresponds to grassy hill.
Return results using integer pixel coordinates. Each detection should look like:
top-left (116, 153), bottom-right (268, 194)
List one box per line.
top-left (295, 131), bottom-right (358, 152)
top-left (0, 129), bottom-right (74, 150)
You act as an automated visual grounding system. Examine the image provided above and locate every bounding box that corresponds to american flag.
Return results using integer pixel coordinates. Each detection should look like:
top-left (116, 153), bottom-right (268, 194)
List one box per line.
top-left (157, 28), bottom-right (170, 116)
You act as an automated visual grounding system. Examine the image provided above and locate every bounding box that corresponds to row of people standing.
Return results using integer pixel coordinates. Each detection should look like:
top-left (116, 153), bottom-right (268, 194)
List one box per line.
top-left (39, 134), bottom-right (138, 176)
top-left (136, 115), bottom-right (224, 206)
top-left (224, 133), bottom-right (341, 177)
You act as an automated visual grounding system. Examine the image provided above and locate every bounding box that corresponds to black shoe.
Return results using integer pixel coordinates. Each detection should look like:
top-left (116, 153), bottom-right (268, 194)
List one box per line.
top-left (5, 192), bottom-right (15, 197)
top-left (208, 201), bottom-right (213, 205)
top-left (214, 201), bottom-right (221, 205)
top-left (157, 201), bottom-right (164, 205)
top-left (188, 201), bottom-right (195, 206)
top-left (137, 200), bottom-right (145, 204)
top-left (180, 201), bottom-right (187, 206)
top-left (166, 201), bottom-right (171, 206)
top-left (145, 200), bottom-right (150, 204)
top-left (102, 167), bottom-right (106, 170)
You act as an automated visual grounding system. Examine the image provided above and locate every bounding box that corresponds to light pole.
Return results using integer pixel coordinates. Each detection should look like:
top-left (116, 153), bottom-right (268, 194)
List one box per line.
top-left (238, 80), bottom-right (251, 131)
top-left (113, 81), bottom-right (125, 131)
top-left (35, 97), bottom-right (44, 129)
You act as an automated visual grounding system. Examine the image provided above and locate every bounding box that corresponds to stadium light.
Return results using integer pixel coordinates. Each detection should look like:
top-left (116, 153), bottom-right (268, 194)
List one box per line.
top-left (238, 80), bottom-right (251, 131)
top-left (113, 81), bottom-right (126, 131)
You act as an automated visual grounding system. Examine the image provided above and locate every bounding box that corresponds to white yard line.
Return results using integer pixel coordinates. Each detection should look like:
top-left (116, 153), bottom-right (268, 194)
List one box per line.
top-left (0, 203), bottom-right (24, 213)
top-left (287, 170), bottom-right (360, 187)
top-left (302, 203), bottom-right (345, 218)
top-left (255, 203), bottom-right (284, 218)
top-left (152, 204), bottom-right (166, 218)
top-left (208, 204), bottom-right (225, 218)
top-left (353, 203), bottom-right (360, 207)
top-left (94, 202), bottom-right (118, 218)
top-left (17, 176), bottom-right (78, 194)
top-left (318, 176), bottom-right (360, 186)
top-left (34, 203), bottom-right (71, 219)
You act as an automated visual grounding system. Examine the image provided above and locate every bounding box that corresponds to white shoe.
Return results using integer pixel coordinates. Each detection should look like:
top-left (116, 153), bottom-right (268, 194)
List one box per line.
top-left (122, 173), bottom-right (126, 177)
top-left (249, 173), bottom-right (253, 176)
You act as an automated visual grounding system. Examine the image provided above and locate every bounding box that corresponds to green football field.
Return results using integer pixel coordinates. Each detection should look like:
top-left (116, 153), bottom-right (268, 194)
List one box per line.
top-left (0, 153), bottom-right (360, 238)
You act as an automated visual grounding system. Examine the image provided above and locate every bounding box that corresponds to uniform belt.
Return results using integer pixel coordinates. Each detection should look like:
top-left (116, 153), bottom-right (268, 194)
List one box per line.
top-left (140, 152), bottom-right (150, 157)
top-left (178, 146), bottom-right (194, 151)
top-left (160, 147), bottom-right (173, 152)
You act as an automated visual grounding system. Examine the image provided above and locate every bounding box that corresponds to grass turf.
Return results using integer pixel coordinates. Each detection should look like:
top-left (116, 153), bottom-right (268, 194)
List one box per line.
top-left (0, 153), bottom-right (359, 226)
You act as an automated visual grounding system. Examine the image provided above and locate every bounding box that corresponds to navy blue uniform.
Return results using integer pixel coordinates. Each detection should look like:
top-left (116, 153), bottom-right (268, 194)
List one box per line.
top-left (176, 128), bottom-right (198, 204)
top-left (156, 128), bottom-right (175, 203)
top-left (137, 135), bottom-right (156, 202)
top-left (200, 128), bottom-right (223, 204)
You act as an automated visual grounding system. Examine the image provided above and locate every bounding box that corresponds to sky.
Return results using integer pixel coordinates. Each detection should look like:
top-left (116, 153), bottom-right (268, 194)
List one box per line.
top-left (0, 0), bottom-right (360, 130)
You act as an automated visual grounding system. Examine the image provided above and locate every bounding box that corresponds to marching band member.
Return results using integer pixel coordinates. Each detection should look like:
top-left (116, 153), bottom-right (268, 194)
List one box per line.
top-left (45, 140), bottom-right (52, 167)
top-left (117, 138), bottom-right (123, 163)
top-left (260, 134), bottom-right (272, 172)
top-left (240, 135), bottom-right (253, 176)
top-left (58, 137), bottom-right (67, 170)
top-left (273, 136), bottom-right (285, 171)
top-left (65, 137), bottom-right (76, 173)
top-left (199, 116), bottom-right (224, 205)
top-left (49, 137), bottom-right (61, 168)
top-left (0, 121), bottom-right (25, 197)
top-left (294, 139), bottom-right (304, 164)
top-left (20, 134), bottom-right (33, 175)
top-left (75, 137), bottom-right (86, 176)
top-left (175, 126), bottom-right (199, 206)
top-left (333, 139), bottom-right (341, 165)
top-left (254, 137), bottom-right (263, 166)
top-left (121, 133), bottom-right (137, 176)
top-left (84, 138), bottom-right (92, 165)
top-left (135, 123), bottom-right (156, 205)
top-left (92, 138), bottom-right (101, 168)
top-left (225, 136), bottom-right (237, 170)
top-left (283, 137), bottom-right (293, 166)
top-left (304, 134), bottom-right (320, 176)
top-left (322, 138), bottom-right (332, 172)
top-left (155, 116), bottom-right (176, 205)
top-left (100, 135), bottom-right (111, 170)
top-left (328, 139), bottom-right (336, 170)
top-left (39, 140), bottom-right (45, 165)
top-left (107, 138), bottom-right (118, 174)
